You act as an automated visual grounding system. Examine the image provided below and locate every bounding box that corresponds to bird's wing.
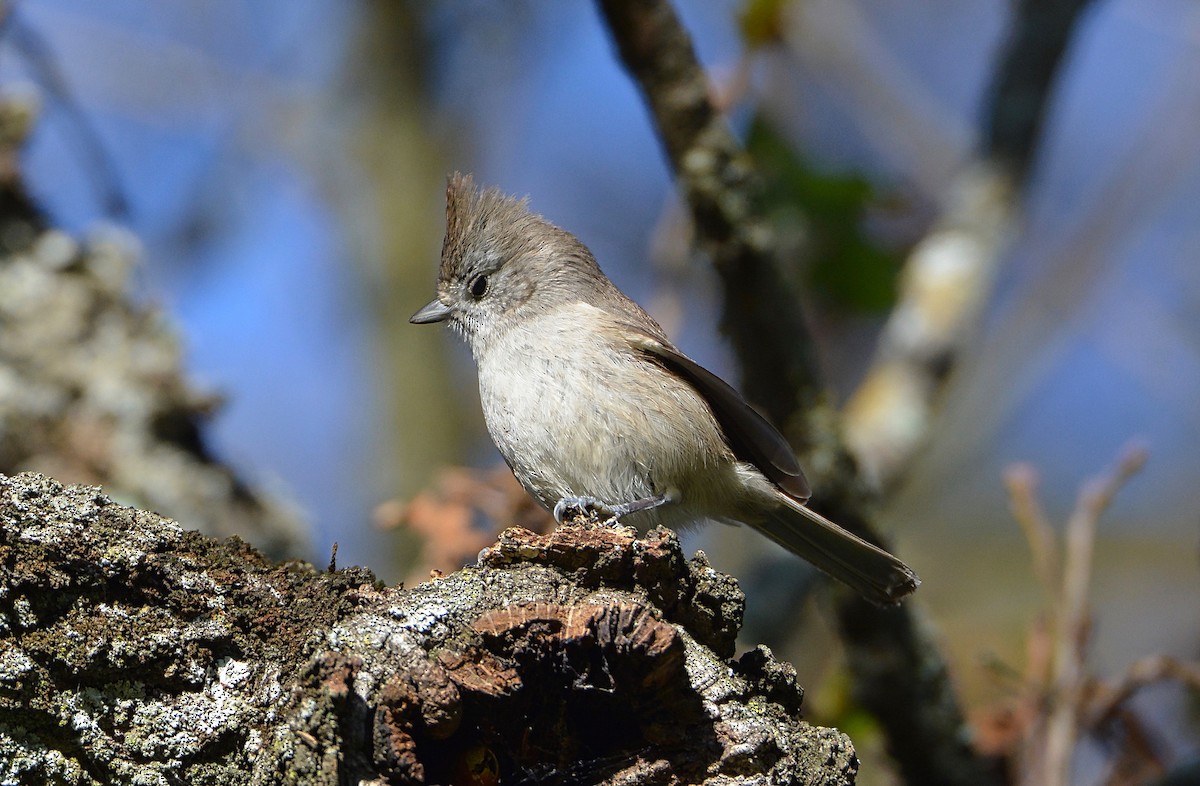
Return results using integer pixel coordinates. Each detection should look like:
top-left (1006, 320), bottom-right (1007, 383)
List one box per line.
top-left (623, 327), bottom-right (811, 502)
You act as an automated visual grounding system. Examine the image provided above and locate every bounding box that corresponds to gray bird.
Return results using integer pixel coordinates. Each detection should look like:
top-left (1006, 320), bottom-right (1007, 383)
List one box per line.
top-left (411, 173), bottom-right (919, 604)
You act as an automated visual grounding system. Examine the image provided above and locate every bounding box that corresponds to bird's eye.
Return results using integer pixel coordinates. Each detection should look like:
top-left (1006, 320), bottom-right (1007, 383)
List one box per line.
top-left (469, 274), bottom-right (489, 300)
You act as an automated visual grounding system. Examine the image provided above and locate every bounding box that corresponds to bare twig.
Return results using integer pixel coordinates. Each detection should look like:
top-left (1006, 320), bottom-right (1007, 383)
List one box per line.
top-left (1089, 652), bottom-right (1200, 729)
top-left (1011, 442), bottom-right (1150, 786)
top-left (1044, 444), bottom-right (1149, 785)
top-left (2, 8), bottom-right (131, 219)
top-left (1005, 463), bottom-right (1060, 600)
top-left (1087, 655), bottom-right (1200, 730)
top-left (1060, 444), bottom-right (1147, 658)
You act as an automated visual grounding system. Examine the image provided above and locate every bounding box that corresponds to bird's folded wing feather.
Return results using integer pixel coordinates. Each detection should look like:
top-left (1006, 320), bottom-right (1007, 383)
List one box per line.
top-left (623, 328), bottom-right (811, 502)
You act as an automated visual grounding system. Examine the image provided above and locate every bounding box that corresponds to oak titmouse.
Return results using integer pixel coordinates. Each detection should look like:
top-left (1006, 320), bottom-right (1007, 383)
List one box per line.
top-left (411, 174), bottom-right (918, 604)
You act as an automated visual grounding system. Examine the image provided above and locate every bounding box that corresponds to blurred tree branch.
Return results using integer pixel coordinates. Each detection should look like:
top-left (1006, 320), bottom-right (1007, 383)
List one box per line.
top-left (984, 0), bottom-right (1098, 178)
top-left (597, 0), bottom-right (1098, 784)
top-left (594, 0), bottom-right (822, 427)
top-left (0, 5), bottom-right (130, 219)
top-left (0, 95), bottom-right (307, 559)
top-left (843, 0), bottom-right (1098, 489)
top-left (340, 3), bottom-right (457, 578)
top-left (595, 2), bottom-right (996, 785)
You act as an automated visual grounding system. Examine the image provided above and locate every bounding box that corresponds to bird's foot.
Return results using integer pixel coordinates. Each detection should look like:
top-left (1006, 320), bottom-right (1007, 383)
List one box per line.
top-left (552, 496), bottom-right (616, 525)
top-left (553, 490), bottom-right (678, 526)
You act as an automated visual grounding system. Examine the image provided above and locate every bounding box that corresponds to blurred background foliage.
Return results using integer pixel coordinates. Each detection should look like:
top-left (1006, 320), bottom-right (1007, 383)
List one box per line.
top-left (4, 0), bottom-right (1198, 782)
top-left (746, 115), bottom-right (900, 313)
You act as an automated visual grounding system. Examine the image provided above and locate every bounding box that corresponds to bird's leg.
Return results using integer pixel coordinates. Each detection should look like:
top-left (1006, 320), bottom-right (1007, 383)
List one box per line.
top-left (607, 491), bottom-right (677, 518)
top-left (553, 489), bottom-right (679, 526)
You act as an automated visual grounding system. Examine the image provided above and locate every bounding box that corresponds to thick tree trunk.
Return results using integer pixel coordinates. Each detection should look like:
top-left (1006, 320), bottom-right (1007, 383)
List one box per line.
top-left (0, 471), bottom-right (857, 785)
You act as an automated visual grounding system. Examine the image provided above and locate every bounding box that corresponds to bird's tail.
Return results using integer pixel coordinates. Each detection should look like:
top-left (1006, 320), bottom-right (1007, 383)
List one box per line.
top-left (756, 497), bottom-right (919, 605)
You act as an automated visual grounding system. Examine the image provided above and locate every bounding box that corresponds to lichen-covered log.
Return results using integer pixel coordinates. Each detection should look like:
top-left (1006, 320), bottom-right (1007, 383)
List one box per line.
top-left (0, 472), bottom-right (857, 785)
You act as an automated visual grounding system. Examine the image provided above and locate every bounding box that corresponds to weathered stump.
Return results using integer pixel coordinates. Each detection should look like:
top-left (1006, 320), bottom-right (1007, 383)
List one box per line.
top-left (0, 472), bottom-right (856, 785)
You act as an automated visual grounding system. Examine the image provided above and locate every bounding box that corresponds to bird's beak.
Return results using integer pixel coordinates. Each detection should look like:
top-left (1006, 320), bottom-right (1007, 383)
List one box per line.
top-left (410, 298), bottom-right (453, 324)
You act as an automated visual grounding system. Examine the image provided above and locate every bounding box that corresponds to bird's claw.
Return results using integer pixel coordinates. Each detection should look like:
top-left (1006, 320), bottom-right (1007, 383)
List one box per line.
top-left (553, 490), bottom-right (678, 526)
top-left (553, 496), bottom-right (618, 525)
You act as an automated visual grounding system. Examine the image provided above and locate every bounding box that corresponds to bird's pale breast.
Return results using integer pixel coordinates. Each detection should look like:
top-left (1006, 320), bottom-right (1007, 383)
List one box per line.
top-left (476, 302), bottom-right (744, 529)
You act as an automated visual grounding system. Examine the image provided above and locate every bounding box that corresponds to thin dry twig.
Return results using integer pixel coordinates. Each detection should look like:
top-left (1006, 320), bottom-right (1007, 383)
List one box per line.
top-left (1005, 463), bottom-right (1060, 600)
top-left (1086, 655), bottom-right (1200, 730)
top-left (996, 442), bottom-right (1198, 786)
top-left (1043, 443), bottom-right (1150, 785)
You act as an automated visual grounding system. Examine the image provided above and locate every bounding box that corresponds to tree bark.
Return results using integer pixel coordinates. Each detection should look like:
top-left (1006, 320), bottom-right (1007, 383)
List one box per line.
top-left (0, 471), bottom-right (857, 785)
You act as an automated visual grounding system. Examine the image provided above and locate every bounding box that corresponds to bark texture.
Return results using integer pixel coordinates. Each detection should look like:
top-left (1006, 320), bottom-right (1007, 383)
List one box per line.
top-left (0, 472), bottom-right (857, 785)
